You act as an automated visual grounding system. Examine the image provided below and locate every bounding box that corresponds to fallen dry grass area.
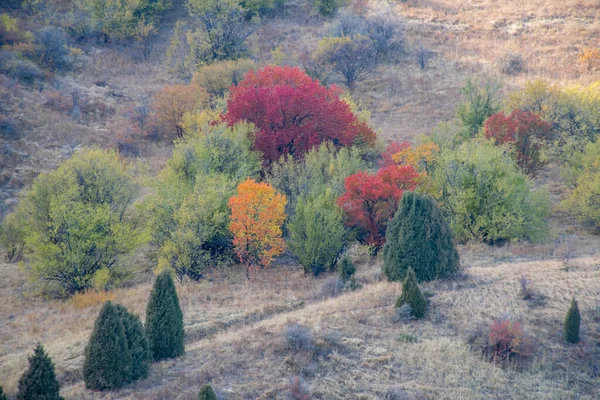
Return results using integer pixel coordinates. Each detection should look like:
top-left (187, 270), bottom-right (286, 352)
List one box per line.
top-left (1, 240), bottom-right (599, 399)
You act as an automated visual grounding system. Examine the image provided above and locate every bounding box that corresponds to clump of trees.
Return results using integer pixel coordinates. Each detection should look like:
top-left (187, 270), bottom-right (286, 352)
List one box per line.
top-left (144, 120), bottom-right (261, 282)
top-left (383, 191), bottom-right (459, 282)
top-left (83, 271), bottom-right (183, 391)
top-left (432, 139), bottom-right (549, 244)
top-left (337, 164), bottom-right (420, 252)
top-left (561, 141), bottom-right (600, 232)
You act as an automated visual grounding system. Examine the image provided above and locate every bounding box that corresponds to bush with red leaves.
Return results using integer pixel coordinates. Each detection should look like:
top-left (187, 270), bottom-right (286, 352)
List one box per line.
top-left (484, 110), bottom-right (552, 175)
top-left (223, 65), bottom-right (376, 165)
top-left (337, 164), bottom-right (420, 251)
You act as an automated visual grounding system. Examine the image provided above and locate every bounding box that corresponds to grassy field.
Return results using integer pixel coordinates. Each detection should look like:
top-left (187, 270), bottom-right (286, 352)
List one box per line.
top-left (1, 238), bottom-right (599, 399)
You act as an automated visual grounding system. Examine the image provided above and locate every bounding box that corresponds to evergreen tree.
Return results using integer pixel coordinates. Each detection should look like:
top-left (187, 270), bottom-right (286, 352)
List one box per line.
top-left (145, 270), bottom-right (185, 361)
top-left (115, 305), bottom-right (152, 381)
top-left (338, 256), bottom-right (356, 283)
top-left (395, 268), bottom-right (427, 319)
top-left (564, 297), bottom-right (581, 344)
top-left (0, 386), bottom-right (7, 400)
top-left (83, 301), bottom-right (132, 390)
top-left (17, 344), bottom-right (63, 400)
top-left (383, 191), bottom-right (459, 282)
top-left (198, 384), bottom-right (217, 400)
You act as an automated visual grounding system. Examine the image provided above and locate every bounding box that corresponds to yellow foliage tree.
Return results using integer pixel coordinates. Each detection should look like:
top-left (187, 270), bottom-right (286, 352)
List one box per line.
top-left (578, 48), bottom-right (600, 72)
top-left (228, 179), bottom-right (286, 275)
top-left (150, 83), bottom-right (209, 140)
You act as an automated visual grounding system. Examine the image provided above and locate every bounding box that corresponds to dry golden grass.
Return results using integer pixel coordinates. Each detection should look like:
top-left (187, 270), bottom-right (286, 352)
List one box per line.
top-left (1, 237), bottom-right (599, 399)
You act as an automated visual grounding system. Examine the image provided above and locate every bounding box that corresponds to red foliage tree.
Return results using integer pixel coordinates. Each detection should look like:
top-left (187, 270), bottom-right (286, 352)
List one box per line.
top-left (223, 66), bottom-right (376, 165)
top-left (484, 110), bottom-right (552, 175)
top-left (337, 165), bottom-right (420, 251)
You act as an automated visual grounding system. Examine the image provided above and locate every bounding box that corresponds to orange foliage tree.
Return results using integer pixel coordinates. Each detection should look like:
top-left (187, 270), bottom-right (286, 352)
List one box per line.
top-left (150, 83), bottom-right (209, 140)
top-left (228, 179), bottom-right (287, 275)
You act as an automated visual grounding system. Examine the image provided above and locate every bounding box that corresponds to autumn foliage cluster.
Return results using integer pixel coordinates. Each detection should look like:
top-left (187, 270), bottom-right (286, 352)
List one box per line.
top-left (223, 66), bottom-right (375, 165)
top-left (337, 164), bottom-right (420, 250)
top-left (484, 110), bottom-right (552, 175)
top-left (229, 178), bottom-right (287, 273)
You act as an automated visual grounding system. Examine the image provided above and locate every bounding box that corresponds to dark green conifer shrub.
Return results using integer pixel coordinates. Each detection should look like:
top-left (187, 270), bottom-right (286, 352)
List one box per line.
top-left (0, 386), bottom-right (7, 400)
top-left (115, 305), bottom-right (152, 381)
top-left (338, 256), bottom-right (356, 283)
top-left (564, 297), bottom-right (581, 344)
top-left (395, 268), bottom-right (426, 319)
top-left (83, 301), bottom-right (132, 390)
top-left (17, 344), bottom-right (63, 400)
top-left (198, 384), bottom-right (217, 400)
top-left (145, 270), bottom-right (185, 361)
top-left (383, 191), bottom-right (459, 282)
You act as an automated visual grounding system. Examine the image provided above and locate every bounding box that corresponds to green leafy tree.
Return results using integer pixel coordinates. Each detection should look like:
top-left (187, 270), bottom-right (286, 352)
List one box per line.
top-left (0, 386), bottom-right (7, 400)
top-left (186, 0), bottom-right (255, 63)
top-left (17, 344), bottom-right (63, 400)
top-left (395, 268), bottom-right (426, 319)
top-left (383, 191), bottom-right (459, 282)
top-left (199, 384), bottom-right (217, 400)
top-left (561, 140), bottom-right (600, 232)
top-left (18, 149), bottom-right (141, 297)
top-left (287, 191), bottom-right (348, 276)
top-left (156, 175), bottom-right (235, 282)
top-left (145, 270), bottom-right (185, 360)
top-left (455, 78), bottom-right (501, 140)
top-left (165, 21), bottom-right (194, 79)
top-left (432, 139), bottom-right (549, 244)
top-left (564, 297), bottom-right (581, 344)
top-left (82, 0), bottom-right (171, 42)
top-left (114, 304), bottom-right (151, 381)
top-left (84, 301), bottom-right (132, 390)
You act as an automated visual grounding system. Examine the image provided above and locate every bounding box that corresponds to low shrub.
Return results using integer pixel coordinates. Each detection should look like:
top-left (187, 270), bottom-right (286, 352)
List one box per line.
top-left (393, 304), bottom-right (415, 323)
top-left (0, 117), bottom-right (19, 140)
top-left (499, 53), bottom-right (525, 75)
top-left (338, 256), bottom-right (356, 282)
top-left (289, 375), bottom-right (311, 400)
top-left (69, 290), bottom-right (116, 309)
top-left (321, 277), bottom-right (344, 299)
top-left (488, 318), bottom-right (525, 363)
top-left (198, 384), bottom-right (217, 400)
top-left (395, 269), bottom-right (427, 319)
top-left (285, 323), bottom-right (315, 353)
top-left (0, 51), bottom-right (44, 85)
top-left (0, 211), bottom-right (26, 262)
